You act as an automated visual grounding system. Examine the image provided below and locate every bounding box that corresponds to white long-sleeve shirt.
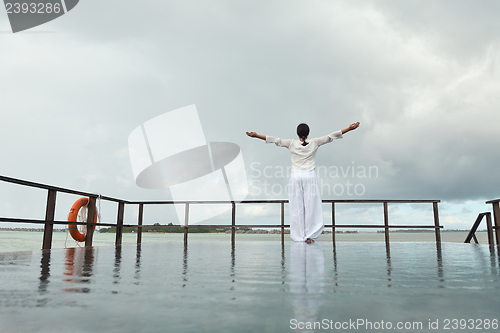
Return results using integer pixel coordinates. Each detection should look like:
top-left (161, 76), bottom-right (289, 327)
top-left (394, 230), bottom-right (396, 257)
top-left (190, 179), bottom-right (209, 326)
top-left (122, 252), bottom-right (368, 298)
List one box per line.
top-left (266, 130), bottom-right (343, 172)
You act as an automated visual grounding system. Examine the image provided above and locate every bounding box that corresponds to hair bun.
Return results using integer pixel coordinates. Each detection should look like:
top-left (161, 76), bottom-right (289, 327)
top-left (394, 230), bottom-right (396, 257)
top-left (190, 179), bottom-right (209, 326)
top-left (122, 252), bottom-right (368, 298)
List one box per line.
top-left (297, 123), bottom-right (310, 146)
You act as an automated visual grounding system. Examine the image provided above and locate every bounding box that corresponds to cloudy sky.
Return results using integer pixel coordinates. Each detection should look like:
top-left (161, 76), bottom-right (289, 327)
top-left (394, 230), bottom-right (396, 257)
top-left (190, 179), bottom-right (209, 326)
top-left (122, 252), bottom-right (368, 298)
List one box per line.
top-left (1, 0), bottom-right (499, 231)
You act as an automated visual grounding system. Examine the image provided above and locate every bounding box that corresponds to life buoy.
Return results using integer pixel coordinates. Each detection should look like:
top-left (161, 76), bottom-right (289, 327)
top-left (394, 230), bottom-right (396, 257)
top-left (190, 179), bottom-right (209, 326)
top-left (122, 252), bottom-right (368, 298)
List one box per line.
top-left (67, 197), bottom-right (97, 242)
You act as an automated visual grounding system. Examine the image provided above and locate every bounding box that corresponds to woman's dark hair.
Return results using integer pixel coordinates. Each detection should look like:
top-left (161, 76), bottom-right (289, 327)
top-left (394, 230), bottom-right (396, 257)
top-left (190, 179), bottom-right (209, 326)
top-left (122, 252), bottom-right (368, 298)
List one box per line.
top-left (297, 123), bottom-right (310, 146)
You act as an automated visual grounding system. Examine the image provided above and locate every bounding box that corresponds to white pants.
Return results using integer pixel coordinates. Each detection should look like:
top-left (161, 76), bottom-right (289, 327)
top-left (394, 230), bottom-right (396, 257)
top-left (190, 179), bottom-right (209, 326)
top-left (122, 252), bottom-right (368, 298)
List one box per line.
top-left (288, 171), bottom-right (324, 242)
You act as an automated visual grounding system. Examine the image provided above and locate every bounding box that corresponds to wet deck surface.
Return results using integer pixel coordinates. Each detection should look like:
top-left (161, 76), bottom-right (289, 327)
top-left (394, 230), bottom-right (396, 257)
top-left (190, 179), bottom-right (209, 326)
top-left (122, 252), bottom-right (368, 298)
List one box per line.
top-left (1, 241), bottom-right (499, 332)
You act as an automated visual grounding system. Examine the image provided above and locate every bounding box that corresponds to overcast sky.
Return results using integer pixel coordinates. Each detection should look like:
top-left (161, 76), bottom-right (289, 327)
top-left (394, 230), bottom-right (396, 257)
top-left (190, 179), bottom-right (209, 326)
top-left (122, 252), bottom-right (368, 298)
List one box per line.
top-left (1, 0), bottom-right (499, 231)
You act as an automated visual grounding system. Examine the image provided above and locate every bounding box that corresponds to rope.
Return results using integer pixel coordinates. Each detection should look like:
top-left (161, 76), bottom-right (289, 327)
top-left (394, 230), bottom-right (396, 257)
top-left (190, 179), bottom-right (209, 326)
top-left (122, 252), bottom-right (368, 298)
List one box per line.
top-left (78, 205), bottom-right (88, 236)
top-left (65, 225), bottom-right (69, 248)
top-left (95, 193), bottom-right (102, 230)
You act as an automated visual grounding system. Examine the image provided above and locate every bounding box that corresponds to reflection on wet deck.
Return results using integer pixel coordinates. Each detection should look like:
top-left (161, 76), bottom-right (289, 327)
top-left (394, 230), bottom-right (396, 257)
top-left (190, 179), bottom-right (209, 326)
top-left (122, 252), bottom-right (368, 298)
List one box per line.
top-left (1, 242), bottom-right (500, 332)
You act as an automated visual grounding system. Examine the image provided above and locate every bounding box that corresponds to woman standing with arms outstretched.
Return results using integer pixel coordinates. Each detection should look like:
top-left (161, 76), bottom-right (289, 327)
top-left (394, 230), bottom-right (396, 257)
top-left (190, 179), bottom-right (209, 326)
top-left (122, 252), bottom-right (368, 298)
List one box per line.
top-left (246, 122), bottom-right (360, 243)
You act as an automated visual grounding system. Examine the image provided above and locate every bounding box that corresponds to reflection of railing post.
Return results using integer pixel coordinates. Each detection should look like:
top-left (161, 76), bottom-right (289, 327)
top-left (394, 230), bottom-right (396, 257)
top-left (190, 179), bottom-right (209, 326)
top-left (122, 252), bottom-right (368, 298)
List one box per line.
top-left (331, 202), bottom-right (336, 243)
top-left (39, 250), bottom-right (51, 295)
top-left (42, 189), bottom-right (57, 250)
top-left (231, 202), bottom-right (236, 244)
top-left (280, 202), bottom-right (284, 244)
top-left (85, 197), bottom-right (96, 247)
top-left (433, 202), bottom-right (441, 242)
top-left (137, 203), bottom-right (143, 245)
top-left (115, 202), bottom-right (125, 246)
top-left (83, 247), bottom-right (94, 282)
top-left (383, 202), bottom-right (389, 246)
top-left (184, 203), bottom-right (189, 244)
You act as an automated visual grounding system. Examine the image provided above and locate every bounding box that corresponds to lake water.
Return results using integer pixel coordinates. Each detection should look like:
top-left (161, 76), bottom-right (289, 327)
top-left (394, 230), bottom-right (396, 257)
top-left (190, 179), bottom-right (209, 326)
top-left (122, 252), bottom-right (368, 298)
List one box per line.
top-left (0, 230), bottom-right (492, 253)
top-left (1, 237), bottom-right (499, 332)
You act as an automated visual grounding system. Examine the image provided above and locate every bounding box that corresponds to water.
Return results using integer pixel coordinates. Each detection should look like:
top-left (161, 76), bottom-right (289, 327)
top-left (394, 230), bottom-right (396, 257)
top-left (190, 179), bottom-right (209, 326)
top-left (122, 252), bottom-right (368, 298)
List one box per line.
top-left (0, 230), bottom-right (492, 252)
top-left (1, 241), bottom-right (499, 332)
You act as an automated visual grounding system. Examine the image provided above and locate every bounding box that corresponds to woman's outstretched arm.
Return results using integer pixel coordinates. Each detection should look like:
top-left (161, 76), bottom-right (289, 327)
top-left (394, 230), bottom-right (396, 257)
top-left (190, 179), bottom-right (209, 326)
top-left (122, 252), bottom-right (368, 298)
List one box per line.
top-left (246, 132), bottom-right (266, 141)
top-left (341, 122), bottom-right (360, 134)
top-left (248, 132), bottom-right (292, 148)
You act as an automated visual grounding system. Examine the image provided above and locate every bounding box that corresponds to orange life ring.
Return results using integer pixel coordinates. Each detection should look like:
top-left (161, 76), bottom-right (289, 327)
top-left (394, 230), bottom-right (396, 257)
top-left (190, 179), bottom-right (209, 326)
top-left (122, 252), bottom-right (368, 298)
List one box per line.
top-left (67, 197), bottom-right (97, 242)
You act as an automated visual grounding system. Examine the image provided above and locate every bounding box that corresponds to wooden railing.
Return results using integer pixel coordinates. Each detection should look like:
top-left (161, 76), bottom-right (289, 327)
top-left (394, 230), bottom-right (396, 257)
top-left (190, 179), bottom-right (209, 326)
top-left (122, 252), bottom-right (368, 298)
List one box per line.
top-left (0, 175), bottom-right (442, 250)
top-left (464, 212), bottom-right (495, 245)
top-left (484, 199), bottom-right (500, 245)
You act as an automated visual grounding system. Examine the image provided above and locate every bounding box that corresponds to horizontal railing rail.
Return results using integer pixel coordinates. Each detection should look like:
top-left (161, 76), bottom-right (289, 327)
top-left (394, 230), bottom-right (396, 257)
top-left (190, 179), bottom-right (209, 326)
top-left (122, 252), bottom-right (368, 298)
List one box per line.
top-left (0, 175), bottom-right (123, 203)
top-left (0, 175), bottom-right (443, 250)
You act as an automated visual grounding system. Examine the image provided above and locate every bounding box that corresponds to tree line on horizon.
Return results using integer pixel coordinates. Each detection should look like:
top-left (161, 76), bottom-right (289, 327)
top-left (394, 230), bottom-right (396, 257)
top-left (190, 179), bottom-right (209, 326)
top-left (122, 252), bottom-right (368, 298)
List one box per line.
top-left (99, 223), bottom-right (251, 234)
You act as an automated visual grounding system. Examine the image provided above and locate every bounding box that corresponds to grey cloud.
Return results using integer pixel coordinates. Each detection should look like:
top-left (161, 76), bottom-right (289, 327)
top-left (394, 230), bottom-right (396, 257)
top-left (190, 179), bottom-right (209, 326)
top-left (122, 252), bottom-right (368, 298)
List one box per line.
top-left (1, 0), bottom-right (499, 228)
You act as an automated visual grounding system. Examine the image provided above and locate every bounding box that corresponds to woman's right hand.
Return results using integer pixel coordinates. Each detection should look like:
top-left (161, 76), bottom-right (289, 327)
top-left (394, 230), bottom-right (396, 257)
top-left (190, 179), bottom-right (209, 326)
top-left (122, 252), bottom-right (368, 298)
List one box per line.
top-left (246, 131), bottom-right (257, 137)
top-left (246, 132), bottom-right (267, 141)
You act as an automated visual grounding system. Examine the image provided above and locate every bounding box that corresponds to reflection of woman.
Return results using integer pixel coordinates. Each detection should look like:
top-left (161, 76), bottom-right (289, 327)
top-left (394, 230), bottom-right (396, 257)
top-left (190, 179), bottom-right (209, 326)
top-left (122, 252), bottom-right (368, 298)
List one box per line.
top-left (289, 242), bottom-right (325, 325)
top-left (246, 122), bottom-right (359, 243)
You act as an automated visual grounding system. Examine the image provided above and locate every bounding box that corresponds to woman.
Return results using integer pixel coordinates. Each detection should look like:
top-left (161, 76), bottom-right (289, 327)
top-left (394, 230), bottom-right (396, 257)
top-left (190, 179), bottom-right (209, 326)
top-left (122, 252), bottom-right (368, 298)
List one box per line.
top-left (246, 121), bottom-right (360, 243)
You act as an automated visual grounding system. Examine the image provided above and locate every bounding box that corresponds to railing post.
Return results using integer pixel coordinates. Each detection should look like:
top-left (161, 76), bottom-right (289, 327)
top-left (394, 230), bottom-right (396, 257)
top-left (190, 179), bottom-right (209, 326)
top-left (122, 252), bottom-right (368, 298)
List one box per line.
top-left (280, 202), bottom-right (284, 244)
top-left (433, 202), bottom-right (441, 243)
top-left (137, 203), bottom-right (143, 245)
top-left (184, 203), bottom-right (189, 244)
top-left (383, 202), bottom-right (389, 246)
top-left (115, 202), bottom-right (125, 246)
top-left (492, 202), bottom-right (500, 246)
top-left (42, 189), bottom-right (57, 250)
top-left (332, 202), bottom-right (336, 243)
top-left (231, 202), bottom-right (236, 244)
top-left (85, 197), bottom-right (96, 247)
top-left (485, 212), bottom-right (494, 246)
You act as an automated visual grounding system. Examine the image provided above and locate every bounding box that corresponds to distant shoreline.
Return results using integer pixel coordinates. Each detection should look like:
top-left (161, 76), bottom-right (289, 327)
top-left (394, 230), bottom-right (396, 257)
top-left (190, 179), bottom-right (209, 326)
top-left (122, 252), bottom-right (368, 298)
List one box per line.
top-left (0, 228), bottom-right (66, 232)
